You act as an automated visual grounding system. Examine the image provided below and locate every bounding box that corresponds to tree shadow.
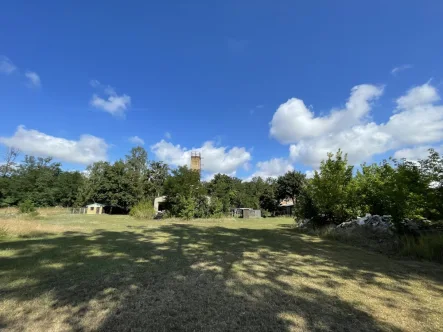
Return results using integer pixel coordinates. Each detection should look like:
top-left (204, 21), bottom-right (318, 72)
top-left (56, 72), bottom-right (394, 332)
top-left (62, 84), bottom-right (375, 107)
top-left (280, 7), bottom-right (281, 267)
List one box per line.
top-left (0, 223), bottom-right (442, 331)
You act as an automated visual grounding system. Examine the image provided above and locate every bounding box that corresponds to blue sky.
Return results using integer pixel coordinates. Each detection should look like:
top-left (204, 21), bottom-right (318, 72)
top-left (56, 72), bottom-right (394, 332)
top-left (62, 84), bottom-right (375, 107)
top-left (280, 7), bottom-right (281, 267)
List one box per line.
top-left (1, 1), bottom-right (443, 180)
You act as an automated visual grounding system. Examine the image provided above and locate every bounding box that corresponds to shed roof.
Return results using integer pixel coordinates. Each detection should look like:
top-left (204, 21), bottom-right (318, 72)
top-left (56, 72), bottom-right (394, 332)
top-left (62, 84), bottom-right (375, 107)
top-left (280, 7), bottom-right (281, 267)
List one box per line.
top-left (86, 203), bottom-right (105, 207)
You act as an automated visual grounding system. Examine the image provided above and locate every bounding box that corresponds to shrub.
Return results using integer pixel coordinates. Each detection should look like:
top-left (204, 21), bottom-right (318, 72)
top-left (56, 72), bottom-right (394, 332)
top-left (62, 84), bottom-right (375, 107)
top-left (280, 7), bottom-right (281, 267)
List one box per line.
top-left (179, 195), bottom-right (196, 220)
top-left (130, 200), bottom-right (155, 219)
top-left (400, 234), bottom-right (443, 263)
top-left (209, 197), bottom-right (223, 216)
top-left (18, 200), bottom-right (36, 214)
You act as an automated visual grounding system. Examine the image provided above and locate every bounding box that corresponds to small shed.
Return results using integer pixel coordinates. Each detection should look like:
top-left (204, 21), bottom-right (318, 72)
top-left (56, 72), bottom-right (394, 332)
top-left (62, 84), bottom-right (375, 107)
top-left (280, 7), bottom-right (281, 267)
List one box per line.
top-left (86, 203), bottom-right (105, 215)
top-left (232, 208), bottom-right (261, 219)
top-left (278, 198), bottom-right (294, 216)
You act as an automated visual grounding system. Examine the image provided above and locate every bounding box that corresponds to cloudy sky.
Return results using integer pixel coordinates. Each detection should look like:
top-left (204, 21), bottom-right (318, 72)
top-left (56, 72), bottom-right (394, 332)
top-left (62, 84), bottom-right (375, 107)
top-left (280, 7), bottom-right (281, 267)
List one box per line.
top-left (1, 1), bottom-right (442, 180)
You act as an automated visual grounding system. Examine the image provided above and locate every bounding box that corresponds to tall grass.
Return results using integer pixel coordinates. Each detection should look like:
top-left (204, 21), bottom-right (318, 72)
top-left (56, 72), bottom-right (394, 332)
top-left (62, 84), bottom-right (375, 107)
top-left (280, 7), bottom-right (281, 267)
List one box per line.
top-left (0, 225), bottom-right (8, 238)
top-left (300, 223), bottom-right (443, 263)
top-left (0, 206), bottom-right (69, 217)
top-left (0, 218), bottom-right (79, 238)
top-left (400, 234), bottom-right (443, 263)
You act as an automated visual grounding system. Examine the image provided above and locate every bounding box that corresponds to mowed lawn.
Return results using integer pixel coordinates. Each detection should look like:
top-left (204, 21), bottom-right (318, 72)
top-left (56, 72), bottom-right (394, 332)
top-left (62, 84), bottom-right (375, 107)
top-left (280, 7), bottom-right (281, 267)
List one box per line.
top-left (0, 214), bottom-right (442, 332)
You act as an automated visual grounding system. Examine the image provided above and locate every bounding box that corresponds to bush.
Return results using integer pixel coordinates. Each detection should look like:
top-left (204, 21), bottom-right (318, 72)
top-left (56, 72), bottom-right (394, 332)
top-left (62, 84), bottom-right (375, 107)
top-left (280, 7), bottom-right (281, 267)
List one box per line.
top-left (179, 195), bottom-right (196, 220)
top-left (400, 234), bottom-right (443, 263)
top-left (130, 200), bottom-right (155, 219)
top-left (18, 200), bottom-right (36, 214)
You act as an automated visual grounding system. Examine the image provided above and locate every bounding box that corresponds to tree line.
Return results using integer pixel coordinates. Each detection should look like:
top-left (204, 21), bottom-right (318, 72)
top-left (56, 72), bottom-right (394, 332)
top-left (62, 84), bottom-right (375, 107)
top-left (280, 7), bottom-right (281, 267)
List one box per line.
top-left (1, 146), bottom-right (442, 223)
top-left (0, 146), bottom-right (287, 216)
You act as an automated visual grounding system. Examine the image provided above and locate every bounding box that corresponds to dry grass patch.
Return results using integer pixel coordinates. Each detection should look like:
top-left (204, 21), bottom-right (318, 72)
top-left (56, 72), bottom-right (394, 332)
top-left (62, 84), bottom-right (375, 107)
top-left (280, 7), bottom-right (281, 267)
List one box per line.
top-left (0, 218), bottom-right (79, 238)
top-left (0, 216), bottom-right (442, 331)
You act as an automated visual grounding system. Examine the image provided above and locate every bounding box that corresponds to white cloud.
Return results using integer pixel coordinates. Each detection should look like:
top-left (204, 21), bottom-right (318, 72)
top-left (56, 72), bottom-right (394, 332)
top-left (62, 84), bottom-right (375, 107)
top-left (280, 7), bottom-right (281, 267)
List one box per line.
top-left (395, 83), bottom-right (439, 110)
top-left (151, 140), bottom-right (251, 175)
top-left (391, 64), bottom-right (412, 75)
top-left (270, 82), bottom-right (443, 168)
top-left (270, 84), bottom-right (383, 143)
top-left (90, 80), bottom-right (131, 116)
top-left (0, 57), bottom-right (42, 88)
top-left (248, 158), bottom-right (294, 179)
top-left (289, 123), bottom-right (392, 166)
top-left (164, 132), bottom-right (172, 139)
top-left (393, 145), bottom-right (443, 161)
top-left (0, 126), bottom-right (108, 165)
top-left (25, 71), bottom-right (41, 87)
top-left (128, 136), bottom-right (145, 145)
top-left (0, 56), bottom-right (16, 74)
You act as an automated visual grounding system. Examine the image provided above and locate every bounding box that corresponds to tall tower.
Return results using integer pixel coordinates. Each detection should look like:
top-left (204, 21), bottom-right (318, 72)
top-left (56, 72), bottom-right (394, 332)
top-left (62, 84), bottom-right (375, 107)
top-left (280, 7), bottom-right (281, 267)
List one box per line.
top-left (190, 152), bottom-right (202, 174)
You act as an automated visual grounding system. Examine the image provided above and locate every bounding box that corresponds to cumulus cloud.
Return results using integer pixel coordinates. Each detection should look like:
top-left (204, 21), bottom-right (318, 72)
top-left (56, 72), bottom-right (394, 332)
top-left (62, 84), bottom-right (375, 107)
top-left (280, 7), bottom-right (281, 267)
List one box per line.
top-left (90, 80), bottom-right (131, 116)
top-left (25, 71), bottom-right (41, 87)
top-left (248, 158), bottom-right (294, 179)
top-left (393, 145), bottom-right (443, 161)
top-left (289, 123), bottom-right (392, 166)
top-left (270, 82), bottom-right (443, 168)
top-left (0, 126), bottom-right (108, 165)
top-left (391, 64), bottom-right (412, 75)
top-left (128, 136), bottom-right (145, 145)
top-left (270, 84), bottom-right (383, 143)
top-left (395, 83), bottom-right (439, 110)
top-left (164, 132), bottom-right (172, 139)
top-left (0, 56), bottom-right (17, 74)
top-left (151, 140), bottom-right (251, 176)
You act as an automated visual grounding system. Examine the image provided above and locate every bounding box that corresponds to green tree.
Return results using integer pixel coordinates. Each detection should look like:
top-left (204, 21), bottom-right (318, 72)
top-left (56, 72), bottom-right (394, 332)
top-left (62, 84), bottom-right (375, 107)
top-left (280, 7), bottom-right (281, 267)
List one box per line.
top-left (276, 171), bottom-right (306, 206)
top-left (146, 161), bottom-right (169, 199)
top-left (125, 147), bottom-right (149, 203)
top-left (55, 171), bottom-right (84, 207)
top-left (78, 160), bottom-right (135, 210)
top-left (419, 149), bottom-right (443, 220)
top-left (310, 150), bottom-right (354, 224)
top-left (209, 196), bottom-right (224, 217)
top-left (163, 166), bottom-right (204, 216)
top-left (207, 174), bottom-right (242, 212)
top-left (11, 156), bottom-right (62, 206)
top-left (178, 195), bottom-right (196, 220)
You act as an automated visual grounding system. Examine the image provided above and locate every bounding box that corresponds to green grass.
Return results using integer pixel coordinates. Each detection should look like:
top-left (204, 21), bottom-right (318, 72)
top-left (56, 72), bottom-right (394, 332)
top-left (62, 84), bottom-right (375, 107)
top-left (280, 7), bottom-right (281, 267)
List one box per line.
top-left (0, 214), bottom-right (443, 331)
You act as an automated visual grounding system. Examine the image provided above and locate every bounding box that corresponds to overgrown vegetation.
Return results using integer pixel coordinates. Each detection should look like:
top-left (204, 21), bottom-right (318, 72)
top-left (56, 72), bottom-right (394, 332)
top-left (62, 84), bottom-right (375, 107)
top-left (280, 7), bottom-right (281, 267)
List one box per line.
top-left (18, 199), bottom-right (36, 214)
top-left (296, 149), bottom-right (443, 226)
top-left (129, 200), bottom-right (155, 219)
top-left (399, 234), bottom-right (443, 263)
top-left (293, 149), bottom-right (443, 263)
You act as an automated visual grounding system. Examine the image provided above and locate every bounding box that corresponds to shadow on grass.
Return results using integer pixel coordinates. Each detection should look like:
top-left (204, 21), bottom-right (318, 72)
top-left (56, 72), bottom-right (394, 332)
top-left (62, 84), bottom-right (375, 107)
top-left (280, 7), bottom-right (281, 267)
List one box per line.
top-left (0, 224), bottom-right (442, 331)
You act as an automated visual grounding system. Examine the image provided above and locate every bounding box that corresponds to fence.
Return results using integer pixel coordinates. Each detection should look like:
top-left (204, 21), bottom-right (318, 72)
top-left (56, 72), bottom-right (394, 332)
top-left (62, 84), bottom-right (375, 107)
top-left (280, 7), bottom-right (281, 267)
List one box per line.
top-left (243, 209), bottom-right (261, 219)
top-left (232, 209), bottom-right (261, 219)
top-left (70, 208), bottom-right (87, 214)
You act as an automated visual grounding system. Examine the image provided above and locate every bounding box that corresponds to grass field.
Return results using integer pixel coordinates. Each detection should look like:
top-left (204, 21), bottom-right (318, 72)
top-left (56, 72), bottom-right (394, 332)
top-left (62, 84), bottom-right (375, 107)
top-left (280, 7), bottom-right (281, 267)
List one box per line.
top-left (1, 213), bottom-right (442, 331)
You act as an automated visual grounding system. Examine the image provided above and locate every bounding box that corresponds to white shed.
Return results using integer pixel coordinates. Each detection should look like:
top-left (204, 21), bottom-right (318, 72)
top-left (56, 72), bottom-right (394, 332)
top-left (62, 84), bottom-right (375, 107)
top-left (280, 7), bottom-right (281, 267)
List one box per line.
top-left (86, 203), bottom-right (105, 215)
